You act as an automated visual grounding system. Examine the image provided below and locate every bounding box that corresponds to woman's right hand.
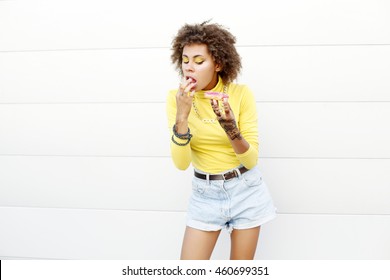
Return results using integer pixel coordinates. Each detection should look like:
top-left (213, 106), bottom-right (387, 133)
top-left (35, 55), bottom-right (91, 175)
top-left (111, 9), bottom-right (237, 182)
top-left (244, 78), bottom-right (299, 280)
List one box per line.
top-left (175, 77), bottom-right (196, 120)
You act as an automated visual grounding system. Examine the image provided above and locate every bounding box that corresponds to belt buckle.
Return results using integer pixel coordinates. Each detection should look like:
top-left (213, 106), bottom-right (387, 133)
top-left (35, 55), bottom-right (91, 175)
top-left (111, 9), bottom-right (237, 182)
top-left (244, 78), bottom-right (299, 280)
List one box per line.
top-left (222, 170), bottom-right (235, 181)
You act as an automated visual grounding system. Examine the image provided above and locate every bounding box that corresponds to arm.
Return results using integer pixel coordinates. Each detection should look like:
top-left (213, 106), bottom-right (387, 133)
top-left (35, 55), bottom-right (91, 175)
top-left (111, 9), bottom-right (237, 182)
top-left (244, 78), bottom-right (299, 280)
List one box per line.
top-left (210, 87), bottom-right (259, 169)
top-left (166, 79), bottom-right (196, 170)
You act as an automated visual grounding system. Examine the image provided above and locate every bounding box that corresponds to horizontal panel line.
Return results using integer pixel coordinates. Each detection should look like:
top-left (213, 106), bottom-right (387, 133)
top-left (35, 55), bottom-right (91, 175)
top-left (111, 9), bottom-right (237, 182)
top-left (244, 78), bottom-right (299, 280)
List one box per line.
top-left (0, 101), bottom-right (164, 105)
top-left (262, 157), bottom-right (390, 160)
top-left (0, 154), bottom-right (171, 158)
top-left (258, 101), bottom-right (390, 103)
top-left (241, 44), bottom-right (390, 48)
top-left (0, 205), bottom-right (186, 214)
top-left (0, 43), bottom-right (389, 53)
top-left (2, 101), bottom-right (390, 105)
top-left (1, 154), bottom-right (390, 160)
top-left (0, 255), bottom-right (65, 260)
top-left (1, 206), bottom-right (389, 217)
top-left (0, 46), bottom-right (169, 53)
top-left (276, 212), bottom-right (390, 217)
top-left (0, 102), bottom-right (164, 105)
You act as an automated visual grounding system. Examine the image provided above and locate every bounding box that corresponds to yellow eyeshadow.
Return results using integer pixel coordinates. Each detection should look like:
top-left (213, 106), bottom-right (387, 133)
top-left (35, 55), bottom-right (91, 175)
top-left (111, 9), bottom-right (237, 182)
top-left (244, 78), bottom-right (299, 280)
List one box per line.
top-left (182, 57), bottom-right (189, 63)
top-left (194, 57), bottom-right (205, 63)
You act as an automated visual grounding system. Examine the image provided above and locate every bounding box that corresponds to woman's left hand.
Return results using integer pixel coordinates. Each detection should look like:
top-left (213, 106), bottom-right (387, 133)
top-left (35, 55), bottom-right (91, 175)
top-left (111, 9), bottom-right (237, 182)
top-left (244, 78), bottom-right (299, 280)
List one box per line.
top-left (211, 98), bottom-right (242, 140)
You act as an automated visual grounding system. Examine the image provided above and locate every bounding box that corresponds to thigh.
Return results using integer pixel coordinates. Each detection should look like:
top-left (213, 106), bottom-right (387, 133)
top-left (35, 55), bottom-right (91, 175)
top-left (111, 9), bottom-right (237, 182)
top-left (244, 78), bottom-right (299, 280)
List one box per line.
top-left (230, 226), bottom-right (261, 260)
top-left (180, 226), bottom-right (221, 260)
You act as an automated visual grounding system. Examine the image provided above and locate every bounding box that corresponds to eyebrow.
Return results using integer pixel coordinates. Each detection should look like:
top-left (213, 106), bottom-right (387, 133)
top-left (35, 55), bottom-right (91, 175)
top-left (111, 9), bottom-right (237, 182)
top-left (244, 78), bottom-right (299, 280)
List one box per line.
top-left (182, 54), bottom-right (205, 58)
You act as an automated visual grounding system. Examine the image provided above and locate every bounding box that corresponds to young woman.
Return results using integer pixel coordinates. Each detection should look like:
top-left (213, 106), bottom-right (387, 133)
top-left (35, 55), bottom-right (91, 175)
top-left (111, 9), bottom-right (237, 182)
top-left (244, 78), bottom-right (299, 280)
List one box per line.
top-left (166, 21), bottom-right (276, 260)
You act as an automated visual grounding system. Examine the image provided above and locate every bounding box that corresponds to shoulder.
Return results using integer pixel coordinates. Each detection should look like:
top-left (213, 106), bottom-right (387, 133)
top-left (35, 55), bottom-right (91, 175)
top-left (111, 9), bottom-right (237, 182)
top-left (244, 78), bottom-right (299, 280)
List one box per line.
top-left (166, 89), bottom-right (177, 102)
top-left (227, 82), bottom-right (254, 100)
top-left (228, 82), bottom-right (252, 93)
top-left (168, 88), bottom-right (177, 96)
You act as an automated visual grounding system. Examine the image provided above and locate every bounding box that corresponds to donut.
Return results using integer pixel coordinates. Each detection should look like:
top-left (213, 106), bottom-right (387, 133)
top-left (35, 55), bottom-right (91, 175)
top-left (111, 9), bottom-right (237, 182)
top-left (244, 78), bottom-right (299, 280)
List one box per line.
top-left (204, 91), bottom-right (229, 100)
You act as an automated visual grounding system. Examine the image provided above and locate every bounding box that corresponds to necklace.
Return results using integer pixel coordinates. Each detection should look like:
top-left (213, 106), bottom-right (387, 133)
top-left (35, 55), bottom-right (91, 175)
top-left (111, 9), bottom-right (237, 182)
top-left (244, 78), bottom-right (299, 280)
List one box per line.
top-left (192, 84), bottom-right (228, 124)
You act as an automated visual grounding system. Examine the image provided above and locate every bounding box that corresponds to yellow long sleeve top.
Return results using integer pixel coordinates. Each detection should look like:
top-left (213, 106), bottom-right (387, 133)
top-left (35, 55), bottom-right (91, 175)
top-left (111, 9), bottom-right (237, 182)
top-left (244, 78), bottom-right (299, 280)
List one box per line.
top-left (166, 77), bottom-right (259, 174)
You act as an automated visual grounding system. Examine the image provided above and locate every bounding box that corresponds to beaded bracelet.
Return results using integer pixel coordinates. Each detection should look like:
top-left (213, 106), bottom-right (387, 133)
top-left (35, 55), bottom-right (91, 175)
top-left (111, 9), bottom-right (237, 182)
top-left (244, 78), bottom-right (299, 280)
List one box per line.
top-left (172, 124), bottom-right (192, 139)
top-left (171, 134), bottom-right (192, 146)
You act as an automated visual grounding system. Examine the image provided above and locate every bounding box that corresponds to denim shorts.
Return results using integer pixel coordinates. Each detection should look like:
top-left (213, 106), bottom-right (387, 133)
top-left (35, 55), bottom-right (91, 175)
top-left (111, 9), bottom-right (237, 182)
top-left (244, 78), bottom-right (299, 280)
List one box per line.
top-left (186, 165), bottom-right (277, 233)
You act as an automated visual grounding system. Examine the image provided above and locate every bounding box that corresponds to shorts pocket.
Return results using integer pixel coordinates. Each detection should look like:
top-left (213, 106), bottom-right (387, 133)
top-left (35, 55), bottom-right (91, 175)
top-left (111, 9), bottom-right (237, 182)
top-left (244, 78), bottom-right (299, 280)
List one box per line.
top-left (191, 177), bottom-right (208, 194)
top-left (242, 168), bottom-right (263, 187)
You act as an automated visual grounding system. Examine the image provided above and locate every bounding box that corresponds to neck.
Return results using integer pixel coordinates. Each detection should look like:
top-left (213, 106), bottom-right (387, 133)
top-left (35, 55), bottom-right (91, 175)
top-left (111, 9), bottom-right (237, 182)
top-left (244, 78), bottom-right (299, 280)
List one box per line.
top-left (203, 74), bottom-right (220, 91)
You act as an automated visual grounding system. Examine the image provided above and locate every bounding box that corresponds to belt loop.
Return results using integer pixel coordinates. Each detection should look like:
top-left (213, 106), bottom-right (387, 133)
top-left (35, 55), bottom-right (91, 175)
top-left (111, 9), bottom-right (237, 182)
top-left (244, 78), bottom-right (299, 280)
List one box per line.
top-left (206, 173), bottom-right (210, 185)
top-left (235, 167), bottom-right (242, 179)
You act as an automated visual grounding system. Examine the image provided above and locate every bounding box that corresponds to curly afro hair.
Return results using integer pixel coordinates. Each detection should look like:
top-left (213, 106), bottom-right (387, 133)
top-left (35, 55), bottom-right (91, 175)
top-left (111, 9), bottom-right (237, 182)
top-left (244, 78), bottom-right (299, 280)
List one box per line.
top-left (171, 21), bottom-right (242, 84)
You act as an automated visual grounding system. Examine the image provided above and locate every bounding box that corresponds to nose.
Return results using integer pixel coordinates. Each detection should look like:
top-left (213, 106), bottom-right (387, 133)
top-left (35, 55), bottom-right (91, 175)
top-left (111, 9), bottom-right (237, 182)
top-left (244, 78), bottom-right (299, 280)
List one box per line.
top-left (183, 61), bottom-right (194, 72)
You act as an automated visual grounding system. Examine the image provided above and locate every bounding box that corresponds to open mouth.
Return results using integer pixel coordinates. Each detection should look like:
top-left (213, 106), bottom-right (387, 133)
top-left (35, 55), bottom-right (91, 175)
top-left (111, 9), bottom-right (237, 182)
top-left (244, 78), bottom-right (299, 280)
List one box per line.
top-left (186, 76), bottom-right (197, 83)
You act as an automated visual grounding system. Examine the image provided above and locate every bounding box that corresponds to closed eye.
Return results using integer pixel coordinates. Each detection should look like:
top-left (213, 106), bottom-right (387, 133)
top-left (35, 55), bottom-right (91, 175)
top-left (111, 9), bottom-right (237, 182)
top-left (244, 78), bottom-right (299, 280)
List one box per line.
top-left (182, 56), bottom-right (205, 64)
top-left (182, 57), bottom-right (189, 63)
top-left (194, 57), bottom-right (205, 64)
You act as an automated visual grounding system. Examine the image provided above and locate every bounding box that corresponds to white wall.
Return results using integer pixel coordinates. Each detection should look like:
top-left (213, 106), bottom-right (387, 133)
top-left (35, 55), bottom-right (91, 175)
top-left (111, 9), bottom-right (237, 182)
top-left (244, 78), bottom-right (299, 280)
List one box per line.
top-left (1, 0), bottom-right (390, 259)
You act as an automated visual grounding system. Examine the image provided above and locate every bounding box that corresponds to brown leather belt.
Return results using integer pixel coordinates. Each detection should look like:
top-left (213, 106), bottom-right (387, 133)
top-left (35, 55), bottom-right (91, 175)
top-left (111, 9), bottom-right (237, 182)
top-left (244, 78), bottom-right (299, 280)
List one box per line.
top-left (194, 166), bottom-right (249, 181)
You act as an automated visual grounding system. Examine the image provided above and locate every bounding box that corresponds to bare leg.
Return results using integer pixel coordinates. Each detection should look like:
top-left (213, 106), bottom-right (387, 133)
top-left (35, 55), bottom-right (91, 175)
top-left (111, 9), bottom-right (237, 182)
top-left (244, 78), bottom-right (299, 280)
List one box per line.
top-left (180, 226), bottom-right (221, 260)
top-left (230, 226), bottom-right (261, 260)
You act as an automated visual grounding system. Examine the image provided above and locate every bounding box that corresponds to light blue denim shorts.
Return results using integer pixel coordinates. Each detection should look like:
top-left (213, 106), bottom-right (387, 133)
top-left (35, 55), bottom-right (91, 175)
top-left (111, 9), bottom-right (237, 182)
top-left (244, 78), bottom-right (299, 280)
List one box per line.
top-left (187, 165), bottom-right (277, 233)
